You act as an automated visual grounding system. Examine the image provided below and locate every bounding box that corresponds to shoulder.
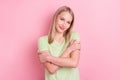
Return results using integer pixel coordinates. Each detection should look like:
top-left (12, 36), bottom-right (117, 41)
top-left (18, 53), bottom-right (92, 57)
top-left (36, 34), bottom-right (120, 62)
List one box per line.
top-left (70, 31), bottom-right (80, 41)
top-left (38, 35), bottom-right (48, 43)
top-left (38, 35), bottom-right (49, 52)
top-left (71, 31), bottom-right (79, 36)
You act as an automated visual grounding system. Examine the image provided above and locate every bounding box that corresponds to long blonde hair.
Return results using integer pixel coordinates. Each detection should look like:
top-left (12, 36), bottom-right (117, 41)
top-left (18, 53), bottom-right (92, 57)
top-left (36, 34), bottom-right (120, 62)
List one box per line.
top-left (48, 6), bottom-right (74, 47)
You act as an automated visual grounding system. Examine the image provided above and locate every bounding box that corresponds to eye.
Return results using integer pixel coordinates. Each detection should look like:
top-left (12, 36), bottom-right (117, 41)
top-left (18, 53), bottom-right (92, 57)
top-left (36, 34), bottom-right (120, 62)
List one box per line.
top-left (67, 21), bottom-right (71, 24)
top-left (60, 18), bottom-right (64, 21)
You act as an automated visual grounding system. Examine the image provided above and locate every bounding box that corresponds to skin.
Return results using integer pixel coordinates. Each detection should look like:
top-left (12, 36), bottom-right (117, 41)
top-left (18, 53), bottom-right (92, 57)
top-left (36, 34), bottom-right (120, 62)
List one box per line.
top-left (38, 11), bottom-right (80, 74)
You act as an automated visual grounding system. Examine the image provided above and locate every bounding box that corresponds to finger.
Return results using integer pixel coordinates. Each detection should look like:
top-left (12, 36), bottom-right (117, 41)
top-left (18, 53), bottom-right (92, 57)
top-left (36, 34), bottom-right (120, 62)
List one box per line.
top-left (70, 40), bottom-right (75, 45)
top-left (37, 49), bottom-right (39, 53)
top-left (78, 45), bottom-right (81, 50)
top-left (37, 50), bottom-right (42, 55)
top-left (40, 59), bottom-right (46, 63)
top-left (76, 50), bottom-right (80, 53)
top-left (75, 40), bottom-right (80, 43)
top-left (74, 40), bottom-right (80, 44)
top-left (72, 40), bottom-right (77, 44)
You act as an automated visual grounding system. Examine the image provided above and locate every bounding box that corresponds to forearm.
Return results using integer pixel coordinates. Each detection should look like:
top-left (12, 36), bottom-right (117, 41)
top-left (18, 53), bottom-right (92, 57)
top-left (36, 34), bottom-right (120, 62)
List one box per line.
top-left (43, 48), bottom-right (72, 74)
top-left (47, 50), bottom-right (80, 68)
top-left (44, 62), bottom-right (59, 74)
top-left (48, 56), bottom-right (75, 68)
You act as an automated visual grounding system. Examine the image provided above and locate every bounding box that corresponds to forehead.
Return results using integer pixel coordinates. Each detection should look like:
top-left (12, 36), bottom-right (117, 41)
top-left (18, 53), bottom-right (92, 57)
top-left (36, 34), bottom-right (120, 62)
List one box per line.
top-left (58, 11), bottom-right (73, 21)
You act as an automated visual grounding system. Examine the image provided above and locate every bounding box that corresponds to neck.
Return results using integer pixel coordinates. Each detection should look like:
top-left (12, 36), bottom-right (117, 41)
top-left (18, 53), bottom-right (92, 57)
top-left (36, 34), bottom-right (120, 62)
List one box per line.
top-left (54, 32), bottom-right (64, 41)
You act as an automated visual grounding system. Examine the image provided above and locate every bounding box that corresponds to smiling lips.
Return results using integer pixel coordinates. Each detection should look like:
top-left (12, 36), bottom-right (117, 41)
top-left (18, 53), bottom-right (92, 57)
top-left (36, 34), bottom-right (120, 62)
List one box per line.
top-left (59, 26), bottom-right (65, 30)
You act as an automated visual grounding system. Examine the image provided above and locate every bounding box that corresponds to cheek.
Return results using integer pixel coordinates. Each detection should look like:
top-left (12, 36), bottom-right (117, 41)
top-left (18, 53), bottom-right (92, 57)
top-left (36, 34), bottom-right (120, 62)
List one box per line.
top-left (66, 24), bottom-right (71, 28)
top-left (67, 24), bottom-right (71, 28)
top-left (65, 26), bottom-right (70, 31)
top-left (57, 19), bottom-right (63, 25)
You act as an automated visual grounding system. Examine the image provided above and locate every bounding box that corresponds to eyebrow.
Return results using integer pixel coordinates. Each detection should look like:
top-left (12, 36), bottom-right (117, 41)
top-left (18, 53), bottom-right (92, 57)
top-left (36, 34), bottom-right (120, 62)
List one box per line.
top-left (67, 21), bottom-right (71, 23)
top-left (60, 16), bottom-right (72, 22)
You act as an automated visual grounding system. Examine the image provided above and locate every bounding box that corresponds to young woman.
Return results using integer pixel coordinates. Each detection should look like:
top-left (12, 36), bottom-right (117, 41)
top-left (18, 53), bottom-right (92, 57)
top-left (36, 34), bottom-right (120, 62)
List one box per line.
top-left (38, 6), bottom-right (81, 80)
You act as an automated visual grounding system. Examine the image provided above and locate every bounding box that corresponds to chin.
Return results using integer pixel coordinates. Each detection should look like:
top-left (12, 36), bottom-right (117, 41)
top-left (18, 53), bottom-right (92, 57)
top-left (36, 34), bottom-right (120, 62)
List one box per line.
top-left (56, 28), bottom-right (64, 33)
top-left (58, 30), bottom-right (64, 33)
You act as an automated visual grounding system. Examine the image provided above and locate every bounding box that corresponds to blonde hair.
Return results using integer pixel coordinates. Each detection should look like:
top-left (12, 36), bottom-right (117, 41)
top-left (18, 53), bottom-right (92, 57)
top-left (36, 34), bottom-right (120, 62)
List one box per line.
top-left (48, 6), bottom-right (74, 48)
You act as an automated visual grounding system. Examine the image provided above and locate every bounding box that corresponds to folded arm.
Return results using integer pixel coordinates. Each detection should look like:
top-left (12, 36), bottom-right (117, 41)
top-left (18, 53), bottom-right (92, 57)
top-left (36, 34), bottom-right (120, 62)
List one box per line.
top-left (38, 40), bottom-right (80, 74)
top-left (47, 50), bottom-right (80, 68)
top-left (38, 47), bottom-right (72, 74)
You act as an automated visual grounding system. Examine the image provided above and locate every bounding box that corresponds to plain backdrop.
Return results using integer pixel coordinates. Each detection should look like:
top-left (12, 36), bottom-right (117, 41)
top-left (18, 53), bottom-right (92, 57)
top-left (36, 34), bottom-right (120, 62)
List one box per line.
top-left (0, 0), bottom-right (120, 80)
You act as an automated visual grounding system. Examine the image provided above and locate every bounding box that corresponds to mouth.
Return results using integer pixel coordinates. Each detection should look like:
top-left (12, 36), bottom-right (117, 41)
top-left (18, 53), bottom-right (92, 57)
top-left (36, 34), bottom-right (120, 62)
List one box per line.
top-left (59, 26), bottom-right (65, 30)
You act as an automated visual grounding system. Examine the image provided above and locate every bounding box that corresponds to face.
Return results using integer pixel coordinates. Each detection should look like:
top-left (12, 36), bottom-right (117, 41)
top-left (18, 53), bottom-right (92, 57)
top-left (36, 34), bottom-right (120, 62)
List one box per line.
top-left (55, 11), bottom-right (73, 33)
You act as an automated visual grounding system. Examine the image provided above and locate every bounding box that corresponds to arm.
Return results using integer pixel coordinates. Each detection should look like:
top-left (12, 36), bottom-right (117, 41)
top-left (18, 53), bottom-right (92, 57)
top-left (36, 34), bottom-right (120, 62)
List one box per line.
top-left (46, 40), bottom-right (80, 68)
top-left (39, 40), bottom-right (80, 74)
top-left (38, 47), bottom-right (72, 74)
top-left (47, 49), bottom-right (80, 68)
top-left (39, 40), bottom-right (80, 71)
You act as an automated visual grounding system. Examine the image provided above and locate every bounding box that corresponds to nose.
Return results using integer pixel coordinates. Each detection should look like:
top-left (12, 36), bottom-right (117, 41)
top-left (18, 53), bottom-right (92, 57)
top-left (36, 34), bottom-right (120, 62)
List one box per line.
top-left (63, 21), bottom-right (67, 27)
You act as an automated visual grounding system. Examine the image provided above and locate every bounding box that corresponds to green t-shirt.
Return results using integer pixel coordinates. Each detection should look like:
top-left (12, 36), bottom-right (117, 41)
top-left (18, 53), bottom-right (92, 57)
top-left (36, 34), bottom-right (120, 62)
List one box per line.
top-left (38, 32), bottom-right (80, 80)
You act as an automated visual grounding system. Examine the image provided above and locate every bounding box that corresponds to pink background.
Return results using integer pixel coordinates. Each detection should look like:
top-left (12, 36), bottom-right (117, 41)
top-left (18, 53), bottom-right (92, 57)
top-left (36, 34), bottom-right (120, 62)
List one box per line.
top-left (0, 0), bottom-right (120, 80)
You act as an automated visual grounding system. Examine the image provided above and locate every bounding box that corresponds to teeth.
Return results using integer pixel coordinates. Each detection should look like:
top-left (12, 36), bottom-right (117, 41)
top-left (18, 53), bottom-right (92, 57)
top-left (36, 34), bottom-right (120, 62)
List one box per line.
top-left (59, 26), bottom-right (64, 30)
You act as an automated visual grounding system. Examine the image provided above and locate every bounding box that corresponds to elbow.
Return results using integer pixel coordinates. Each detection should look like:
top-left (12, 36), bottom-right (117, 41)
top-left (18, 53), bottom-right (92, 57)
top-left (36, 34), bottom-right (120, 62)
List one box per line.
top-left (49, 70), bottom-right (55, 74)
top-left (48, 68), bottom-right (56, 74)
top-left (72, 64), bottom-right (77, 68)
top-left (71, 62), bottom-right (78, 68)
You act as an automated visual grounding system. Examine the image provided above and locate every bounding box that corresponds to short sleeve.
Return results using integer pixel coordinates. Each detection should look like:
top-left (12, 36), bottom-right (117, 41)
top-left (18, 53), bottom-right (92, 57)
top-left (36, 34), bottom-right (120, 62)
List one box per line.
top-left (70, 32), bottom-right (80, 41)
top-left (38, 36), bottom-right (49, 52)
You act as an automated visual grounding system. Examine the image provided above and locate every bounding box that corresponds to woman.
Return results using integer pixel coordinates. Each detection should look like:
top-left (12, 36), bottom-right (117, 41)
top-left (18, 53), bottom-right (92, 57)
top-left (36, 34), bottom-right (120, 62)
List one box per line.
top-left (38, 6), bottom-right (81, 80)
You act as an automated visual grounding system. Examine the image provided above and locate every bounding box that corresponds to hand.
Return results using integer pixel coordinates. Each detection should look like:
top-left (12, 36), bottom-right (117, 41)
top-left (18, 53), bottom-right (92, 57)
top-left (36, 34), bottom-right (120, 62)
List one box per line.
top-left (68, 40), bottom-right (80, 52)
top-left (38, 51), bottom-right (50, 63)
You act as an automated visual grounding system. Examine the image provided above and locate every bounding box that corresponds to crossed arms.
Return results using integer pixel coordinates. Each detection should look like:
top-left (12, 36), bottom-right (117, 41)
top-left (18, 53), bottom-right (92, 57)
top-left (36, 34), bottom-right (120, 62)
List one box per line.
top-left (38, 40), bottom-right (80, 74)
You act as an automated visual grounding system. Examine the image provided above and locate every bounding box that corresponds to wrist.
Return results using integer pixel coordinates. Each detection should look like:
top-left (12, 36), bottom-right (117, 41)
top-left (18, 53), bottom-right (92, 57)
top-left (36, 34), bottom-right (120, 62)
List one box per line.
top-left (46, 55), bottom-right (52, 62)
top-left (66, 47), bottom-right (72, 54)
